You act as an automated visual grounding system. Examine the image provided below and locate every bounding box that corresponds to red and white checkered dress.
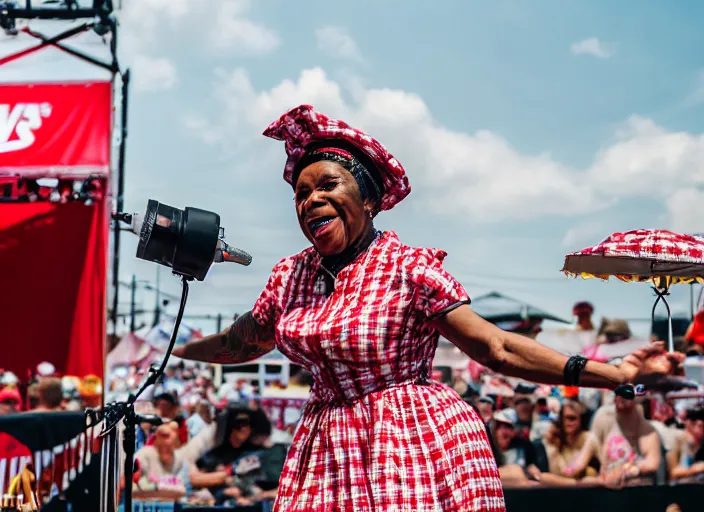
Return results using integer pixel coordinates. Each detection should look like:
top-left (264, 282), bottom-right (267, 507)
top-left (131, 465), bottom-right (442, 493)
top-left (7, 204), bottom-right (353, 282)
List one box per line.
top-left (252, 231), bottom-right (505, 512)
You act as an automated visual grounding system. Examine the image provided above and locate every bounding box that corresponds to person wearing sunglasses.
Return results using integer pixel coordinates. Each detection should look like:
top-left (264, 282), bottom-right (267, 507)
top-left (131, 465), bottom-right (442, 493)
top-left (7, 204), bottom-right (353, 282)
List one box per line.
top-left (564, 384), bottom-right (662, 488)
top-left (546, 400), bottom-right (598, 480)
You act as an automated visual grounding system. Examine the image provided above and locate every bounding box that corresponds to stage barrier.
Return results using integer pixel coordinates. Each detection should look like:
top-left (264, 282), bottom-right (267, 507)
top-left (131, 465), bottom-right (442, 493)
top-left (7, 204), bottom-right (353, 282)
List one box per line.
top-left (504, 483), bottom-right (704, 512)
top-left (0, 411), bottom-right (101, 511)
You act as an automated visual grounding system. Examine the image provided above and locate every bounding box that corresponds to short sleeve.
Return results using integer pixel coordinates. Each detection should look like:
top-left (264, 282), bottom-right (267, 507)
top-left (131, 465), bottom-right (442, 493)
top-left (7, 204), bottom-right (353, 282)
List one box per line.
top-left (251, 256), bottom-right (295, 328)
top-left (408, 248), bottom-right (470, 319)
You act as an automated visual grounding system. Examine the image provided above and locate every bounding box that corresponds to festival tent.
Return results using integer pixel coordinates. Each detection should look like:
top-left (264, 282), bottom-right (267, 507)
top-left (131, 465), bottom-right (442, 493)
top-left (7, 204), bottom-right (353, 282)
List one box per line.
top-left (106, 319), bottom-right (203, 370)
top-left (471, 291), bottom-right (570, 326)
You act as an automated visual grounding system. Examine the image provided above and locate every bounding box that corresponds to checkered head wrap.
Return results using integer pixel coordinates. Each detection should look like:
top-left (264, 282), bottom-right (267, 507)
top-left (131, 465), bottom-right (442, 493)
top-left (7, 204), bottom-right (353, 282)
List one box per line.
top-left (263, 104), bottom-right (411, 212)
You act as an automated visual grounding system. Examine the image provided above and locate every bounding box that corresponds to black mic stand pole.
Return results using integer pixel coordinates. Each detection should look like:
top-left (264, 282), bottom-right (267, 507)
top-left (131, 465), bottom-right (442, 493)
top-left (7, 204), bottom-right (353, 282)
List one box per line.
top-left (100, 274), bottom-right (191, 512)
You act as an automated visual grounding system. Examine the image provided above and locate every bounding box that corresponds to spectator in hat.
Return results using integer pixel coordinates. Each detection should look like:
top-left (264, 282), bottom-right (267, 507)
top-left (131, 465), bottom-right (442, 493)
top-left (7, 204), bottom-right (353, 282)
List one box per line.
top-left (573, 302), bottom-right (595, 332)
top-left (597, 318), bottom-right (632, 345)
top-left (476, 396), bottom-right (496, 424)
top-left (512, 384), bottom-right (537, 440)
top-left (529, 397), bottom-right (555, 442)
top-left (0, 371), bottom-right (19, 388)
top-left (184, 406), bottom-right (281, 506)
top-left (490, 409), bottom-right (538, 471)
top-left (36, 362), bottom-right (57, 378)
top-left (513, 396), bottom-right (534, 440)
top-left (78, 375), bottom-right (102, 409)
top-left (154, 392), bottom-right (180, 421)
top-left (570, 385), bottom-right (661, 487)
top-left (489, 409), bottom-right (586, 488)
top-left (0, 388), bottom-right (22, 415)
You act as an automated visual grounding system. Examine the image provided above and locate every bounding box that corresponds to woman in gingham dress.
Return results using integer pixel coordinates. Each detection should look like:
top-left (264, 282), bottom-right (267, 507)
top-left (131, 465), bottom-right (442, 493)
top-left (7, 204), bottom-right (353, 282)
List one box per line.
top-left (174, 105), bottom-right (683, 511)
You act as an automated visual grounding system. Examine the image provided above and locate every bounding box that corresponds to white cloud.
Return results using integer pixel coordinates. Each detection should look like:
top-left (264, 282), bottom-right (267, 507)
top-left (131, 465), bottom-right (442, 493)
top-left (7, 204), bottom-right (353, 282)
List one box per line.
top-left (562, 223), bottom-right (606, 249)
top-left (118, 0), bottom-right (279, 91)
top-left (570, 37), bottom-right (614, 59)
top-left (209, 1), bottom-right (280, 54)
top-left (665, 188), bottom-right (704, 234)
top-left (186, 66), bottom-right (704, 225)
top-left (588, 116), bottom-right (704, 197)
top-left (315, 26), bottom-right (362, 61)
top-left (132, 56), bottom-right (178, 91)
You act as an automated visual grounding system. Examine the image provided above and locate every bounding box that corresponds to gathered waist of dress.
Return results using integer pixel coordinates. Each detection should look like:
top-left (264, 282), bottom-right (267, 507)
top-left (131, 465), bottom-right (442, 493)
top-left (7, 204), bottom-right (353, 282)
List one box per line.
top-left (306, 375), bottom-right (441, 408)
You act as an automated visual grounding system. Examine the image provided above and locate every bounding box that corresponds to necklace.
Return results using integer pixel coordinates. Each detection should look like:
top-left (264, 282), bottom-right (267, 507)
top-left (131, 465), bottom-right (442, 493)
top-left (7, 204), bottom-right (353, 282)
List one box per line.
top-left (318, 230), bottom-right (381, 295)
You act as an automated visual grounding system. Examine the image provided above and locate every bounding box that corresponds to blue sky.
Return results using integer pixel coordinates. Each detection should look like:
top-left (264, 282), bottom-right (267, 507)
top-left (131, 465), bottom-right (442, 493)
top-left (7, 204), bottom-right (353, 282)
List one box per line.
top-left (2, 0), bottom-right (703, 337)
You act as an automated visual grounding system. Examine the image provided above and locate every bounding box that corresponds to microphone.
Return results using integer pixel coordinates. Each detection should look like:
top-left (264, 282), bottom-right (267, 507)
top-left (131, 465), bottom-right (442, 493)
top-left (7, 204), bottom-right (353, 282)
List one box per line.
top-left (214, 240), bottom-right (252, 266)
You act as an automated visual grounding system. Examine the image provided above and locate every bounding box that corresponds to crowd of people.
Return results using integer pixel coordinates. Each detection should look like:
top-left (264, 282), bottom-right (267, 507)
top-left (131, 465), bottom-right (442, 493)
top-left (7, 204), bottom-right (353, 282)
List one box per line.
top-left (109, 300), bottom-right (704, 508)
top-left (0, 362), bottom-right (102, 416)
top-left (2, 300), bottom-right (704, 509)
top-left (104, 351), bottom-right (704, 509)
top-left (126, 366), bottom-right (307, 508)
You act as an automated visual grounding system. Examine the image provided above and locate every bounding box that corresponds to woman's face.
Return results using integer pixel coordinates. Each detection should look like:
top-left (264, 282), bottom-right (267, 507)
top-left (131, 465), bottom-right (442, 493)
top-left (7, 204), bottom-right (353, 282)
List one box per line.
top-left (494, 422), bottom-right (514, 451)
top-left (561, 404), bottom-right (581, 436)
top-left (294, 160), bottom-right (373, 256)
top-left (229, 425), bottom-right (252, 449)
top-left (477, 402), bottom-right (493, 423)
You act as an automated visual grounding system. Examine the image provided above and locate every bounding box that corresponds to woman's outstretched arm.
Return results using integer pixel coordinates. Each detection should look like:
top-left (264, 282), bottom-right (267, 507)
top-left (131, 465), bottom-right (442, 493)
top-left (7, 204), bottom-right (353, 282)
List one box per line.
top-left (433, 305), bottom-right (682, 389)
top-left (172, 311), bottom-right (275, 364)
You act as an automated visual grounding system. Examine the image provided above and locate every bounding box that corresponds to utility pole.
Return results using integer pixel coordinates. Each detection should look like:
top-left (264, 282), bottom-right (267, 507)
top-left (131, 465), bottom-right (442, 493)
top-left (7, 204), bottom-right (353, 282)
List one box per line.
top-left (130, 274), bottom-right (137, 332)
top-left (153, 266), bottom-right (161, 326)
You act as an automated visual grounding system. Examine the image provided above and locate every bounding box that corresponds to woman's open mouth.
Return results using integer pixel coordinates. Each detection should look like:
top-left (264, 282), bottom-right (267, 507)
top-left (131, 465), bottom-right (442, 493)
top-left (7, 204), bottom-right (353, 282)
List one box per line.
top-left (307, 216), bottom-right (337, 238)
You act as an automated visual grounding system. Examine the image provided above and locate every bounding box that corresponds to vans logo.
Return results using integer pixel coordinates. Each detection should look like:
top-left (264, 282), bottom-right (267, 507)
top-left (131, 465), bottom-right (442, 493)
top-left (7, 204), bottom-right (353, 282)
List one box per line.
top-left (0, 102), bottom-right (52, 153)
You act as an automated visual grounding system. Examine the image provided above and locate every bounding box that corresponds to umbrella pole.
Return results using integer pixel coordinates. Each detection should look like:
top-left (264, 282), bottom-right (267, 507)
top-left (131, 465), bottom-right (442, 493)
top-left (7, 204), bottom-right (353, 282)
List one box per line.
top-left (651, 283), bottom-right (674, 352)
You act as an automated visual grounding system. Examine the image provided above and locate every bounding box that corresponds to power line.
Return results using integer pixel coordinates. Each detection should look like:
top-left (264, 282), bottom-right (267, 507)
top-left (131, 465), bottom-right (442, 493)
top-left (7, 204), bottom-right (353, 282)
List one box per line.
top-left (459, 271), bottom-right (573, 283)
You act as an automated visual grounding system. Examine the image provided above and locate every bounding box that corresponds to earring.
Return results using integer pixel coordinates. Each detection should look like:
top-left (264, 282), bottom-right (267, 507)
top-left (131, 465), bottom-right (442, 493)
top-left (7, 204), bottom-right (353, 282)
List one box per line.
top-left (368, 210), bottom-right (373, 219)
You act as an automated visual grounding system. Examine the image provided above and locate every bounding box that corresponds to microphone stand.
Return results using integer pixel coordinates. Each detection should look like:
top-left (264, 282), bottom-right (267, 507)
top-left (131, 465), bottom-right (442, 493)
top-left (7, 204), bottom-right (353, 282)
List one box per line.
top-left (99, 274), bottom-right (191, 512)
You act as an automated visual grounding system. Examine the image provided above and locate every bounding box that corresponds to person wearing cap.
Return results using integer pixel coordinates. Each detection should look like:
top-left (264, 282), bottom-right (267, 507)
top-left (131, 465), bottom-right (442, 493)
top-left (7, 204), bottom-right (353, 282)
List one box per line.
top-left (476, 396), bottom-right (496, 424)
top-left (573, 302), bottom-right (594, 332)
top-left (0, 388), bottom-right (22, 415)
top-left (566, 385), bottom-right (662, 487)
top-left (36, 362), bottom-right (57, 378)
top-left (490, 409), bottom-right (537, 470)
top-left (597, 318), bottom-right (632, 345)
top-left (173, 105), bottom-right (683, 512)
top-left (153, 392), bottom-right (180, 421)
top-left (78, 375), bottom-right (103, 409)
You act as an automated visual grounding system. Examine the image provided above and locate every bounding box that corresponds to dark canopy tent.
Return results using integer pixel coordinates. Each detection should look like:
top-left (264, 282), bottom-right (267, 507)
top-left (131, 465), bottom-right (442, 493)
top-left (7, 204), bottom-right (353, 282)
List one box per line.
top-left (471, 291), bottom-right (569, 326)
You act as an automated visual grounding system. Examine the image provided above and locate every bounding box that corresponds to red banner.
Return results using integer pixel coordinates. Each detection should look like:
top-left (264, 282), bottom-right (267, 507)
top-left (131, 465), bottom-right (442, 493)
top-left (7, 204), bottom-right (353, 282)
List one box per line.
top-left (0, 81), bottom-right (112, 177)
top-left (0, 199), bottom-right (108, 379)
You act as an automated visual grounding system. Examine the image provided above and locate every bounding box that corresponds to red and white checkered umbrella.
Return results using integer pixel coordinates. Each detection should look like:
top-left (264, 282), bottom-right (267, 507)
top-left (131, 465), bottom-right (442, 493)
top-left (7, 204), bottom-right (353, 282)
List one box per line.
top-left (562, 229), bottom-right (704, 352)
top-left (562, 229), bottom-right (704, 284)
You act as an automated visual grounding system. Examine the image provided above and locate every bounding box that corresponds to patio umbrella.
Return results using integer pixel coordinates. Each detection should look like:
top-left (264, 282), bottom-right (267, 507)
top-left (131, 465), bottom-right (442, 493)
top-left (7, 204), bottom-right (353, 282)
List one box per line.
top-left (562, 229), bottom-right (704, 352)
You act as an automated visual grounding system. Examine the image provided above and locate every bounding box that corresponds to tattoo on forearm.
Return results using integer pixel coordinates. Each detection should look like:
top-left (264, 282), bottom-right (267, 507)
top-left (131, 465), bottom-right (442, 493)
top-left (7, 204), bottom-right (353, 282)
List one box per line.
top-left (210, 311), bottom-right (276, 364)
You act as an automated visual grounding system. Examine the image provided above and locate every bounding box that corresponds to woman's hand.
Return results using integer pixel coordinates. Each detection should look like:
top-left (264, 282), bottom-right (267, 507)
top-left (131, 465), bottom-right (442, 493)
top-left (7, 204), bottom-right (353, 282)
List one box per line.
top-left (526, 465), bottom-right (542, 482)
top-left (600, 468), bottom-right (625, 490)
top-left (616, 342), bottom-right (685, 384)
